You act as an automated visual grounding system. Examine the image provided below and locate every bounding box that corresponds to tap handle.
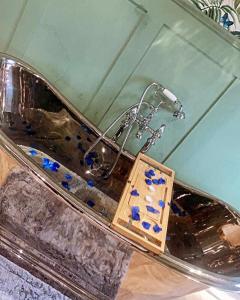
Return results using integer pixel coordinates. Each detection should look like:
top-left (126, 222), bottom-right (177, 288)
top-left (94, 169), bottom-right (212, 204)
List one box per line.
top-left (112, 125), bottom-right (125, 142)
top-left (141, 137), bottom-right (153, 153)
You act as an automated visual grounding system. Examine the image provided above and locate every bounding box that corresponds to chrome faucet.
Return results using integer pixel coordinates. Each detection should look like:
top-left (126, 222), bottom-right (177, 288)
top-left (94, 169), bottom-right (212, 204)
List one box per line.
top-left (84, 82), bottom-right (185, 178)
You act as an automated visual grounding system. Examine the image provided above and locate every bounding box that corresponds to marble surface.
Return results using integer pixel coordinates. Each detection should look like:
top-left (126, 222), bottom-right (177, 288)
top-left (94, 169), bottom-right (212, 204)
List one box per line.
top-left (0, 162), bottom-right (132, 299)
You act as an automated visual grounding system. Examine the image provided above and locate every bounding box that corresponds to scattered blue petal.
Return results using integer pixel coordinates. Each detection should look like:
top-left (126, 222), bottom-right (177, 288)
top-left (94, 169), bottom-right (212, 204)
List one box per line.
top-left (78, 142), bottom-right (86, 153)
top-left (131, 206), bottom-right (140, 221)
top-left (131, 189), bottom-right (139, 196)
top-left (64, 173), bottom-right (73, 181)
top-left (158, 200), bottom-right (165, 208)
top-left (145, 171), bottom-right (152, 178)
top-left (89, 151), bottom-right (97, 158)
top-left (85, 157), bottom-right (94, 166)
top-left (53, 162), bottom-right (60, 171)
top-left (145, 169), bottom-right (156, 178)
top-left (85, 152), bottom-right (97, 167)
top-left (42, 158), bottom-right (50, 168)
top-left (152, 178), bottom-right (160, 185)
top-left (87, 179), bottom-right (94, 188)
top-left (145, 179), bottom-right (152, 185)
top-left (29, 149), bottom-right (37, 156)
top-left (24, 124), bottom-right (36, 135)
top-left (30, 143), bottom-right (37, 148)
top-left (42, 158), bottom-right (60, 172)
top-left (61, 181), bottom-right (70, 190)
top-left (149, 169), bottom-right (155, 176)
top-left (87, 199), bottom-right (95, 208)
top-left (153, 224), bottom-right (162, 233)
top-left (142, 221), bottom-right (151, 230)
top-left (81, 123), bottom-right (93, 134)
top-left (171, 203), bottom-right (182, 215)
top-left (146, 205), bottom-right (160, 214)
top-left (158, 178), bottom-right (166, 185)
top-left (25, 129), bottom-right (36, 135)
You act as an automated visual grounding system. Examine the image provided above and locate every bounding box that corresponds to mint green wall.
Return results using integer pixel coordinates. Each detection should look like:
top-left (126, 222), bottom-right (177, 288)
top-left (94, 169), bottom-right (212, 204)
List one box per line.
top-left (0, 0), bottom-right (27, 51)
top-left (1, 0), bottom-right (240, 209)
top-left (166, 79), bottom-right (240, 211)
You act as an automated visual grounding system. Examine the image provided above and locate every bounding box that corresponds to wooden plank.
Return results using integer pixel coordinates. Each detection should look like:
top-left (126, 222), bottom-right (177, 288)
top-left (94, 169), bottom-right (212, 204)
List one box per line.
top-left (112, 153), bottom-right (175, 254)
top-left (0, 147), bottom-right (18, 187)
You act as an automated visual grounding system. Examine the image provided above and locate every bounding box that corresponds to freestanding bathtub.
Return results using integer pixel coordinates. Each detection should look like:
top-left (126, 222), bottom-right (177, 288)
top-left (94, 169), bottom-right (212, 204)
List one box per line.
top-left (0, 54), bottom-right (239, 298)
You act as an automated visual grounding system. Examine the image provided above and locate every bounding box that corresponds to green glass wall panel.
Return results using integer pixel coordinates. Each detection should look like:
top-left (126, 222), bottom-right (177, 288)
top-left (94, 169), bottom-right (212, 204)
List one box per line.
top-left (0, 0), bottom-right (27, 51)
top-left (8, 0), bottom-right (144, 112)
top-left (98, 25), bottom-right (234, 161)
top-left (166, 80), bottom-right (240, 211)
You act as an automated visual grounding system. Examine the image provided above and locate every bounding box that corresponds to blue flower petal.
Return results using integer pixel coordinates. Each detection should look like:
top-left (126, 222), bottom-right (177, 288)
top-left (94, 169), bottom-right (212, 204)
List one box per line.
top-left (78, 142), bottom-right (86, 153)
top-left (29, 149), bottom-right (37, 156)
top-left (171, 203), bottom-right (182, 215)
top-left (87, 199), bottom-right (95, 207)
top-left (61, 181), bottom-right (70, 190)
top-left (152, 178), bottom-right (160, 185)
top-left (89, 151), bottom-right (97, 158)
top-left (42, 158), bottom-right (50, 168)
top-left (52, 162), bottom-right (60, 171)
top-left (153, 224), bottom-right (162, 233)
top-left (131, 189), bottom-right (139, 196)
top-left (42, 158), bottom-right (60, 172)
top-left (64, 173), bottom-right (73, 181)
top-left (145, 179), bottom-right (152, 185)
top-left (146, 206), bottom-right (160, 214)
top-left (85, 157), bottom-right (94, 166)
top-left (158, 178), bottom-right (166, 185)
top-left (145, 169), bottom-right (156, 178)
top-left (142, 221), bottom-right (151, 230)
top-left (87, 179), bottom-right (94, 187)
top-left (149, 169), bottom-right (155, 176)
top-left (158, 200), bottom-right (165, 208)
top-left (145, 171), bottom-right (152, 178)
top-left (131, 206), bottom-right (140, 221)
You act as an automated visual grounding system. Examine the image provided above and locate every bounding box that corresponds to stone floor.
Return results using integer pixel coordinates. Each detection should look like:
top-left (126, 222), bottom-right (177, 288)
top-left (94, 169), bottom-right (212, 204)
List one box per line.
top-left (0, 254), bottom-right (70, 300)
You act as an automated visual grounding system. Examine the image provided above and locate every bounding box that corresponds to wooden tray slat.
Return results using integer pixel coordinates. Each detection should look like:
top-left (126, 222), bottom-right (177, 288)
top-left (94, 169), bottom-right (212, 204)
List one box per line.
top-left (112, 153), bottom-right (175, 254)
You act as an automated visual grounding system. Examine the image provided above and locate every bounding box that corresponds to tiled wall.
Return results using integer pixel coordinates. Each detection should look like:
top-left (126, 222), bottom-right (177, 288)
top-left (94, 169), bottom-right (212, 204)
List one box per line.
top-left (1, 0), bottom-right (240, 209)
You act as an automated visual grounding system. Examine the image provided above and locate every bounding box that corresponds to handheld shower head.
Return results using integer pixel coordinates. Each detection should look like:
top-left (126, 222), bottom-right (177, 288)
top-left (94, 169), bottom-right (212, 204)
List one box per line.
top-left (173, 101), bottom-right (185, 120)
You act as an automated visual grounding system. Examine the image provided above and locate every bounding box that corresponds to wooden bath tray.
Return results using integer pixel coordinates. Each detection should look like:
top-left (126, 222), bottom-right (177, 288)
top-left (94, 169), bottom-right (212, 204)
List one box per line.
top-left (112, 153), bottom-right (175, 254)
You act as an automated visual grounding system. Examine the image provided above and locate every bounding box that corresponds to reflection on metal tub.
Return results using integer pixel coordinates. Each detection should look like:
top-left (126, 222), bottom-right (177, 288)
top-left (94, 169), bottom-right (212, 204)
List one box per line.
top-left (0, 53), bottom-right (239, 293)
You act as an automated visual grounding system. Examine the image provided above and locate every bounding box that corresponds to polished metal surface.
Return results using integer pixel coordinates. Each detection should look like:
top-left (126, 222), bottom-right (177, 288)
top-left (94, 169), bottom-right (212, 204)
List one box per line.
top-left (0, 53), bottom-right (240, 292)
top-left (0, 55), bottom-right (133, 203)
